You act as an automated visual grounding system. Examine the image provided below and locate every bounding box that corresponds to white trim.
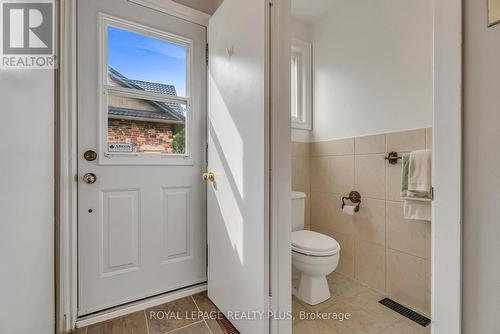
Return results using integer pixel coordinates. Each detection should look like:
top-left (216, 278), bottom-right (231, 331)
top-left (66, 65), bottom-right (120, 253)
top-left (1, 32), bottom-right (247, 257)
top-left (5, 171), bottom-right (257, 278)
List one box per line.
top-left (291, 38), bottom-right (312, 131)
top-left (76, 284), bottom-right (207, 328)
top-left (106, 85), bottom-right (192, 105)
top-left (432, 0), bottom-right (462, 333)
top-left (270, 0), bottom-right (292, 333)
top-left (127, 0), bottom-right (211, 27)
top-left (57, 0), bottom-right (78, 332)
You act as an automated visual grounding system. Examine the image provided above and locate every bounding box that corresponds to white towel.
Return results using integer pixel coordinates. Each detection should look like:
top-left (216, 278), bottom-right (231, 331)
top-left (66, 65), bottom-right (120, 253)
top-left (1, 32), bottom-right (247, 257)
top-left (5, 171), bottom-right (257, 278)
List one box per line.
top-left (404, 199), bottom-right (431, 221)
top-left (408, 149), bottom-right (432, 192)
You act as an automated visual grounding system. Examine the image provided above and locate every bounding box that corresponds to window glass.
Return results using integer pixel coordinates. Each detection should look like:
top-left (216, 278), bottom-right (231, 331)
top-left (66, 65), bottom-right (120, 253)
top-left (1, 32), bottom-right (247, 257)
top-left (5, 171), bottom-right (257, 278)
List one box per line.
top-left (107, 94), bottom-right (187, 155)
top-left (107, 26), bottom-right (188, 97)
top-left (291, 54), bottom-right (299, 121)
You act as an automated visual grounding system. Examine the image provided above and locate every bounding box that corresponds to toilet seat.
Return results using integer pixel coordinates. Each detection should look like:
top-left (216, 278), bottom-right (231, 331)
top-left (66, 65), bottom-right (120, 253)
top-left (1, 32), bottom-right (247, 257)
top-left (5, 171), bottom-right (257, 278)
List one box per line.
top-left (292, 230), bottom-right (340, 257)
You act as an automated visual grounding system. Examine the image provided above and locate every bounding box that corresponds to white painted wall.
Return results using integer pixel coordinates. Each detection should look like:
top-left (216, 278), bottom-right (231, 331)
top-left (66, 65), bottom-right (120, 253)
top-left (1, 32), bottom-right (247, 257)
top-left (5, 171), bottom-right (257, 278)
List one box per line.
top-left (0, 71), bottom-right (54, 333)
top-left (291, 18), bottom-right (313, 142)
top-left (172, 0), bottom-right (219, 14)
top-left (463, 0), bottom-right (500, 333)
top-left (311, 0), bottom-right (433, 141)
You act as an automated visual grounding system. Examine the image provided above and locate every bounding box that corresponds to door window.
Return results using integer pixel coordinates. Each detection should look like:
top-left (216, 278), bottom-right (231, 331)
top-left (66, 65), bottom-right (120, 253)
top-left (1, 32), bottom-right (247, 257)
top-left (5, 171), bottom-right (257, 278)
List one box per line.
top-left (101, 17), bottom-right (193, 159)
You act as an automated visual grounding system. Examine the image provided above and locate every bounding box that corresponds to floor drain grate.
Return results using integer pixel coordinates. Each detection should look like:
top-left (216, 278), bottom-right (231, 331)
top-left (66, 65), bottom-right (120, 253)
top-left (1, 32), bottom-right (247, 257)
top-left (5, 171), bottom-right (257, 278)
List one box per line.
top-left (216, 312), bottom-right (240, 334)
top-left (379, 297), bottom-right (431, 327)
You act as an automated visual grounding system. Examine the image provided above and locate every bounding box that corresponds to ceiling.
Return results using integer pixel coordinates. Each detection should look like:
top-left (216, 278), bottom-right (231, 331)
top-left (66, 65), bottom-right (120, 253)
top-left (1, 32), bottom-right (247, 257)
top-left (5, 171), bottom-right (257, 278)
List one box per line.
top-left (291, 0), bottom-right (338, 25)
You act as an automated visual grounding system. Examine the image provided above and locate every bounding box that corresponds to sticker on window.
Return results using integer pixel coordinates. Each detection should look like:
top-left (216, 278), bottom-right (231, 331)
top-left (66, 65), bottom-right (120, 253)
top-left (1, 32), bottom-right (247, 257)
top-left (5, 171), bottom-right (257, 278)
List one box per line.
top-left (108, 143), bottom-right (133, 153)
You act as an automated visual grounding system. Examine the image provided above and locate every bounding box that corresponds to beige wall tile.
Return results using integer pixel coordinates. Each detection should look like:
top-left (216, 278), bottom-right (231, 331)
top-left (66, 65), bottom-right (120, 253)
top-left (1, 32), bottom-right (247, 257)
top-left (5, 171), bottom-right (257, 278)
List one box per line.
top-left (355, 154), bottom-right (387, 200)
top-left (310, 192), bottom-right (333, 230)
top-left (292, 142), bottom-right (310, 157)
top-left (311, 138), bottom-right (354, 156)
top-left (356, 240), bottom-right (386, 293)
top-left (304, 196), bottom-right (311, 230)
top-left (313, 231), bottom-right (357, 278)
top-left (310, 157), bottom-right (329, 192)
top-left (355, 134), bottom-right (386, 154)
top-left (425, 128), bottom-right (432, 150)
top-left (386, 129), bottom-right (426, 152)
top-left (387, 249), bottom-right (426, 314)
top-left (330, 193), bottom-right (354, 236)
top-left (354, 198), bottom-right (386, 246)
top-left (329, 155), bottom-right (355, 194)
top-left (386, 161), bottom-right (404, 202)
top-left (425, 260), bottom-right (431, 316)
top-left (425, 221), bottom-right (431, 260)
top-left (335, 232), bottom-right (355, 278)
top-left (292, 156), bottom-right (310, 192)
top-left (387, 201), bottom-right (426, 258)
top-left (305, 128), bottom-right (431, 313)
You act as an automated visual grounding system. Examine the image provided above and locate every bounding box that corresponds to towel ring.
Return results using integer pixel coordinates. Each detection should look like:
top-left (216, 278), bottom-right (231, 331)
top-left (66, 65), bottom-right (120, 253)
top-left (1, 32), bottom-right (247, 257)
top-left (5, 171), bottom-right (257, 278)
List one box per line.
top-left (342, 191), bottom-right (362, 212)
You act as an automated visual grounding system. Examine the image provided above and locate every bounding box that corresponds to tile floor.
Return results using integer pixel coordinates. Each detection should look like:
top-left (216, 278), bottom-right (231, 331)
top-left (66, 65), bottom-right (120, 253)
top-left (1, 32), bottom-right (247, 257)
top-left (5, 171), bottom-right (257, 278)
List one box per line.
top-left (73, 272), bottom-right (430, 334)
top-left (292, 272), bottom-right (431, 333)
top-left (73, 292), bottom-right (225, 334)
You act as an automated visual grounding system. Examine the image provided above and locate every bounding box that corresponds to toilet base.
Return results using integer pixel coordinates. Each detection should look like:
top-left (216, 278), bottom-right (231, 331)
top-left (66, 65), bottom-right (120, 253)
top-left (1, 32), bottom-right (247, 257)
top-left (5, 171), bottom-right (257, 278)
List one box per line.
top-left (293, 273), bottom-right (331, 305)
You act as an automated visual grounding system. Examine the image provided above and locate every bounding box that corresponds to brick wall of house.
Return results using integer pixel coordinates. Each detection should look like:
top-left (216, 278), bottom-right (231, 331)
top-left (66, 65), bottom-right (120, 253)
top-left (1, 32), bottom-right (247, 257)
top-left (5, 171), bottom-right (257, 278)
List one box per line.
top-left (108, 119), bottom-right (176, 153)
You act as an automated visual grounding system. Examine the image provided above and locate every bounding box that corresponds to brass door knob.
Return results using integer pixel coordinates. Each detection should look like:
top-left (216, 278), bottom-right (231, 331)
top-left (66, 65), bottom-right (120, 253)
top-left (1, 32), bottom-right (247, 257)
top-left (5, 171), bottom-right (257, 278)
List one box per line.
top-left (83, 173), bottom-right (97, 184)
top-left (202, 172), bottom-right (215, 182)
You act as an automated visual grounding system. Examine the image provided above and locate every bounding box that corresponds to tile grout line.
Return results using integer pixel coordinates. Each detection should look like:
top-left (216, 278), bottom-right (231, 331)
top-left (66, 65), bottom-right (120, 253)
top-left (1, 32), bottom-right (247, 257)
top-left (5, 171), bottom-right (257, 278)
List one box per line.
top-left (166, 320), bottom-right (206, 334)
top-left (143, 310), bottom-right (150, 334)
top-left (191, 295), bottom-right (214, 334)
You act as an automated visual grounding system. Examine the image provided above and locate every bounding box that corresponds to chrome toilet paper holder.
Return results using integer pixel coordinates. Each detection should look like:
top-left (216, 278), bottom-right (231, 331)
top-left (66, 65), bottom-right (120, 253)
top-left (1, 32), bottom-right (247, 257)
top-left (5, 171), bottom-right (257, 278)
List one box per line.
top-left (342, 191), bottom-right (362, 212)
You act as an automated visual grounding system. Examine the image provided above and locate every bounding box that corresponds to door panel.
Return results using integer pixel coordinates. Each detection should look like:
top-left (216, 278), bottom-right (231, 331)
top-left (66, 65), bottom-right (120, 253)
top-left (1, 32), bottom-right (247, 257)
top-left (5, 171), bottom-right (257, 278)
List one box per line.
top-left (162, 187), bottom-right (191, 261)
top-left (101, 189), bottom-right (140, 274)
top-left (207, 0), bottom-right (270, 333)
top-left (78, 0), bottom-right (206, 315)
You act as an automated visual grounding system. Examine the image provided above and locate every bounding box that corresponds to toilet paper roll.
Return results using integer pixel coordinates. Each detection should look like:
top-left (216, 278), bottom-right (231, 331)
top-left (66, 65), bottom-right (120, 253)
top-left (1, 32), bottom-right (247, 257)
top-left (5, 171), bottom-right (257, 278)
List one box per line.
top-left (342, 205), bottom-right (356, 216)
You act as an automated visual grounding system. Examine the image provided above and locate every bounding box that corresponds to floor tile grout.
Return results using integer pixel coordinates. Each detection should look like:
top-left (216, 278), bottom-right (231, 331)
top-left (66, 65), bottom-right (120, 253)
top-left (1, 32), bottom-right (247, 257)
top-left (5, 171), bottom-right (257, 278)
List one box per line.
top-left (191, 295), bottom-right (214, 334)
top-left (143, 309), bottom-right (150, 334)
top-left (166, 320), bottom-right (205, 334)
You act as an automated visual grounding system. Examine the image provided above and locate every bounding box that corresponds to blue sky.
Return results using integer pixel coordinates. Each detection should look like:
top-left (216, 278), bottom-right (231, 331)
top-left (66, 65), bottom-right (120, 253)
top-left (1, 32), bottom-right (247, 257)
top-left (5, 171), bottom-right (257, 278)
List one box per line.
top-left (107, 26), bottom-right (187, 97)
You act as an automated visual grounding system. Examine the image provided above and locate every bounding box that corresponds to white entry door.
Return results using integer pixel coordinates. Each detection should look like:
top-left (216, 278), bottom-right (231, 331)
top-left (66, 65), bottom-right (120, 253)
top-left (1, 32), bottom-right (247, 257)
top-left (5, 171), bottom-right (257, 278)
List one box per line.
top-left (77, 0), bottom-right (206, 315)
top-left (207, 0), bottom-right (270, 333)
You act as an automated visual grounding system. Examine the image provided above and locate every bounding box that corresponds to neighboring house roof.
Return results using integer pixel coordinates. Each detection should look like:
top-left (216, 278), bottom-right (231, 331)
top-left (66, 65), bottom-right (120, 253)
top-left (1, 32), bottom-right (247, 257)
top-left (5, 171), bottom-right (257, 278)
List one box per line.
top-left (129, 79), bottom-right (177, 96)
top-left (108, 67), bottom-right (185, 122)
top-left (108, 107), bottom-right (182, 121)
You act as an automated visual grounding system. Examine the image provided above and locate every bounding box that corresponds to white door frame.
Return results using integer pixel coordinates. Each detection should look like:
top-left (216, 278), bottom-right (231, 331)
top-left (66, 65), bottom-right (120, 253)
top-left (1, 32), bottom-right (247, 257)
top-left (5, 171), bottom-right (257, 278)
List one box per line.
top-left (57, 0), bottom-right (462, 333)
top-left (268, 0), bottom-right (463, 333)
top-left (56, 0), bottom-right (211, 332)
top-left (432, 0), bottom-right (462, 333)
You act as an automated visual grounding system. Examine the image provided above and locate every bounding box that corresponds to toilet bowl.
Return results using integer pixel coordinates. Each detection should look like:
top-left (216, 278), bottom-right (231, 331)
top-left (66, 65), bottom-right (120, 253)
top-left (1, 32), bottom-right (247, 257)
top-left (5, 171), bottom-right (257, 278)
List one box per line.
top-left (291, 192), bottom-right (340, 305)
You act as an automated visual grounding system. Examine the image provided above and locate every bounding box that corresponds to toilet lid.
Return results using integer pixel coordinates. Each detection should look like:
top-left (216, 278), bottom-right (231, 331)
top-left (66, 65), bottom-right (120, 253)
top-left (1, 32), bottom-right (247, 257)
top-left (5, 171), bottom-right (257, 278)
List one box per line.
top-left (291, 230), bottom-right (340, 256)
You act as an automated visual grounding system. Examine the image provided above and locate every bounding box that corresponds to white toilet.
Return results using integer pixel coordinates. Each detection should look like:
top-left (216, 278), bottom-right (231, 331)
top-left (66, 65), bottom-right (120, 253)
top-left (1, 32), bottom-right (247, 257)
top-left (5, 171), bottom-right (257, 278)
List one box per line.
top-left (291, 191), bottom-right (340, 305)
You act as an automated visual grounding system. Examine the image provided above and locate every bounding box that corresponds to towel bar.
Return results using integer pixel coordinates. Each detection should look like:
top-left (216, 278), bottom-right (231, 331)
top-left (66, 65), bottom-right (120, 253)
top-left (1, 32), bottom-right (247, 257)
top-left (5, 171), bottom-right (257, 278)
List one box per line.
top-left (385, 151), bottom-right (402, 165)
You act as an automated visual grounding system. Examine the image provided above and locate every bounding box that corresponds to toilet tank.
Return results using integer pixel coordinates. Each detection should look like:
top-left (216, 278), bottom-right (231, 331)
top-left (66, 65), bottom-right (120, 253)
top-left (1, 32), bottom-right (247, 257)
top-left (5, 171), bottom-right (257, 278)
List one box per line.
top-left (291, 191), bottom-right (306, 231)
